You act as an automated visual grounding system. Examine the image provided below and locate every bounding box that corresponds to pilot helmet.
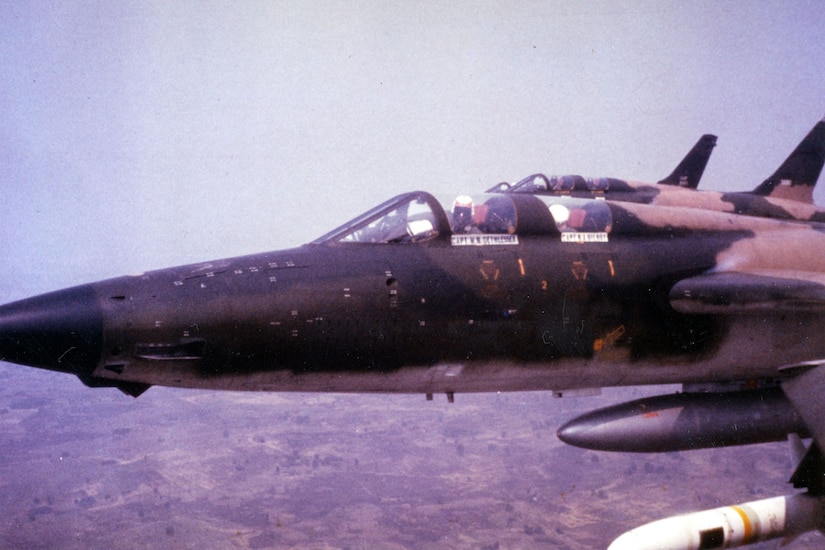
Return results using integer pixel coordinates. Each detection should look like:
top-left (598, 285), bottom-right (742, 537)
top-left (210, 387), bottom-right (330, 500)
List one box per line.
top-left (453, 195), bottom-right (474, 227)
top-left (453, 195), bottom-right (473, 212)
top-left (549, 203), bottom-right (570, 228)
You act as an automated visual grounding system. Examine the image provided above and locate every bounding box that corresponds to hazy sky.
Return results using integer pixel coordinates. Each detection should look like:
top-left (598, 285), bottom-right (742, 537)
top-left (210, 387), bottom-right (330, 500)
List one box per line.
top-left (2, 1), bottom-right (824, 298)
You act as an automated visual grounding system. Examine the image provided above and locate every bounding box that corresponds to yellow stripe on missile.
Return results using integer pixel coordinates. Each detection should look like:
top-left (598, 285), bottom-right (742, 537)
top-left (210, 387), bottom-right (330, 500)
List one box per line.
top-left (730, 505), bottom-right (754, 542)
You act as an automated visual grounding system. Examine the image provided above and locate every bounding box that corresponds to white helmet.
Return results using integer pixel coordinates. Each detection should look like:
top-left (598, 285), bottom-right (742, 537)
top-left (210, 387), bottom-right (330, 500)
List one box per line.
top-left (549, 203), bottom-right (570, 225)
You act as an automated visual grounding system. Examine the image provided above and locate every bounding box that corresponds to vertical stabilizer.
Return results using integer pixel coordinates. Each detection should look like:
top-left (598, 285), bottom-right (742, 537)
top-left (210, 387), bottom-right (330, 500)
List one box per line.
top-left (658, 134), bottom-right (717, 188)
top-left (752, 117), bottom-right (825, 203)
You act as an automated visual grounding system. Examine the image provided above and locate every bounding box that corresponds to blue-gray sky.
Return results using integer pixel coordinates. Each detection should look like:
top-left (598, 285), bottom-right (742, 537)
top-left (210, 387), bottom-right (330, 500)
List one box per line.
top-left (2, 1), bottom-right (825, 298)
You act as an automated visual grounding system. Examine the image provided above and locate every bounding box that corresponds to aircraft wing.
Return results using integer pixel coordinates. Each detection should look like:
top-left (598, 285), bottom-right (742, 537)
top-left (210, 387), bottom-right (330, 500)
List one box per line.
top-left (669, 269), bottom-right (825, 314)
top-left (672, 268), bottom-right (825, 494)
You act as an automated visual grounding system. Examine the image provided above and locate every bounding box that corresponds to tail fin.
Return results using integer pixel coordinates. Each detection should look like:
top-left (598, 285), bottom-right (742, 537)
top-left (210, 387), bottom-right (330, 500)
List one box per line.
top-left (657, 134), bottom-right (717, 188)
top-left (751, 117), bottom-right (825, 203)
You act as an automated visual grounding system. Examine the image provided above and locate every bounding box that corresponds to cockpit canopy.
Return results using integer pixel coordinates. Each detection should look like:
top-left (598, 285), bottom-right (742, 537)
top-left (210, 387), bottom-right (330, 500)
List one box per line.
top-left (311, 191), bottom-right (613, 245)
top-left (503, 173), bottom-right (631, 195)
top-left (311, 192), bottom-right (446, 245)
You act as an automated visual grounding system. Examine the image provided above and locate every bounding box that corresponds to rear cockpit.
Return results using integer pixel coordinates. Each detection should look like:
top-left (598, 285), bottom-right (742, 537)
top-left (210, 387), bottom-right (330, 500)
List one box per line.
top-left (311, 191), bottom-right (614, 245)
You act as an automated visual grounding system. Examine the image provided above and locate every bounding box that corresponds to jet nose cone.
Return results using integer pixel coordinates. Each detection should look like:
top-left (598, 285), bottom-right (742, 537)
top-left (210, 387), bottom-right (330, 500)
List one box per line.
top-left (0, 285), bottom-right (103, 376)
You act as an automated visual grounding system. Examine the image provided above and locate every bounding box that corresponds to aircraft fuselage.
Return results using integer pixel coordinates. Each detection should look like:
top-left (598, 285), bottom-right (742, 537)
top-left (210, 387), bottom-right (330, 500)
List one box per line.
top-left (3, 191), bottom-right (824, 397)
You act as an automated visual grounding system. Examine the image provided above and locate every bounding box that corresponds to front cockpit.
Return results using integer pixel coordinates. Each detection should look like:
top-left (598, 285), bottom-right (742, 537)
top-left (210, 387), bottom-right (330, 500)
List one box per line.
top-left (311, 191), bottom-right (614, 246)
top-left (310, 192), bottom-right (448, 245)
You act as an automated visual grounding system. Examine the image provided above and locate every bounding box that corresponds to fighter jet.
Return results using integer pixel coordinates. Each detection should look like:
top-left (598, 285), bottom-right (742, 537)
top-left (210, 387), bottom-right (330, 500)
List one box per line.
top-left (499, 117), bottom-right (825, 223)
top-left (3, 122), bottom-right (825, 548)
top-left (486, 132), bottom-right (717, 195)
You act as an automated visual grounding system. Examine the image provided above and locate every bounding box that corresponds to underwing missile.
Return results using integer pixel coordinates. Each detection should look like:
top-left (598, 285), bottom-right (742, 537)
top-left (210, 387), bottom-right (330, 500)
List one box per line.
top-left (608, 493), bottom-right (824, 550)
